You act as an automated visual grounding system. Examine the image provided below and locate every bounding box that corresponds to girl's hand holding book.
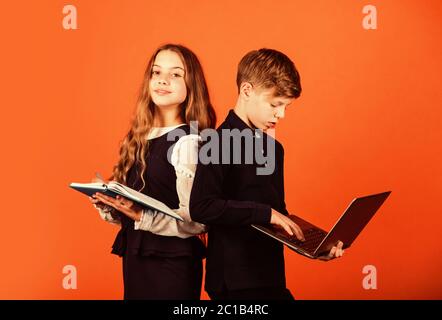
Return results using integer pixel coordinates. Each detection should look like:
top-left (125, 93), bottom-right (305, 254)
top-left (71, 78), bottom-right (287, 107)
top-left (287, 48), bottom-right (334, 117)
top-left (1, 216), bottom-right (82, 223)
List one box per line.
top-left (93, 192), bottom-right (144, 222)
top-left (89, 175), bottom-right (115, 213)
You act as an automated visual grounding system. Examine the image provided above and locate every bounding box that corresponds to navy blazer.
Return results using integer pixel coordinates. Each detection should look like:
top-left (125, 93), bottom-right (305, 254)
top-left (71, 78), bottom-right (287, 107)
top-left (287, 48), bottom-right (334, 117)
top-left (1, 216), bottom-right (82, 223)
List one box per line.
top-left (190, 110), bottom-right (289, 292)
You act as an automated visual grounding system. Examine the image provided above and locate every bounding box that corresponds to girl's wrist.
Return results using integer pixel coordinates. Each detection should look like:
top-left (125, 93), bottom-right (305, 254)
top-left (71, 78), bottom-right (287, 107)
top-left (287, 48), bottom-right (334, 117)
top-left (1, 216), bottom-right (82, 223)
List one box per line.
top-left (134, 209), bottom-right (143, 222)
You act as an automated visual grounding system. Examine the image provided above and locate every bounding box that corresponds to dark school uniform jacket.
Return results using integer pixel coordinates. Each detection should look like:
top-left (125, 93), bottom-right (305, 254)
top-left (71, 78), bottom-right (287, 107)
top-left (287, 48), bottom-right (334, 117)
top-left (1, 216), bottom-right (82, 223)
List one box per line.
top-left (190, 110), bottom-right (289, 292)
top-left (111, 125), bottom-right (206, 259)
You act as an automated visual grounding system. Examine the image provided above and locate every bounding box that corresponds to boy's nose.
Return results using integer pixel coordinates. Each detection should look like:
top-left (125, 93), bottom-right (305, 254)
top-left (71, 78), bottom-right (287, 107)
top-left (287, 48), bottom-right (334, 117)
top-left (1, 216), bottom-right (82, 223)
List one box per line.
top-left (275, 106), bottom-right (285, 119)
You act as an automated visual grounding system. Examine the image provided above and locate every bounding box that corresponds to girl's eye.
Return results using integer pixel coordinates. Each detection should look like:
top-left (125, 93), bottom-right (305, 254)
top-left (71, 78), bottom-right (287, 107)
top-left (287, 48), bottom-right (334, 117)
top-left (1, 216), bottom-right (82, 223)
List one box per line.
top-left (152, 70), bottom-right (160, 76)
top-left (172, 73), bottom-right (183, 78)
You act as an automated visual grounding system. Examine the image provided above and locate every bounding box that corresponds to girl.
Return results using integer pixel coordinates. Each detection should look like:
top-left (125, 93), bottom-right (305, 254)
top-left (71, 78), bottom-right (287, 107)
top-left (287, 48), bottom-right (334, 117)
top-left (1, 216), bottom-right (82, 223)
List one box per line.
top-left (89, 44), bottom-right (216, 300)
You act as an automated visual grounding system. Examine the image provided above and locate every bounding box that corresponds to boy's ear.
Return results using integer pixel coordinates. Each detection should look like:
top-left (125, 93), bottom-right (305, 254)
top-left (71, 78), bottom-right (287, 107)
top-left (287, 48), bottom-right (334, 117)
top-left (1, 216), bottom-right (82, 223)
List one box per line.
top-left (240, 82), bottom-right (253, 99)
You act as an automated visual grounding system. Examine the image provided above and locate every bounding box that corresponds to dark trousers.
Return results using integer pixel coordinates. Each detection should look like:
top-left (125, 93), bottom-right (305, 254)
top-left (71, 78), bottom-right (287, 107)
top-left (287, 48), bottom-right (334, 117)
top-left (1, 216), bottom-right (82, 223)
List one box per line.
top-left (208, 284), bottom-right (294, 300)
top-left (122, 254), bottom-right (203, 300)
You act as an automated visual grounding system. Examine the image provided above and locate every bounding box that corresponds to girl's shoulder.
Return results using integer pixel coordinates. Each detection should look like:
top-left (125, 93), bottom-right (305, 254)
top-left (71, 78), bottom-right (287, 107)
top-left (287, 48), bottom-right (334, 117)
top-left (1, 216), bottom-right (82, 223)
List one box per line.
top-left (148, 124), bottom-right (190, 141)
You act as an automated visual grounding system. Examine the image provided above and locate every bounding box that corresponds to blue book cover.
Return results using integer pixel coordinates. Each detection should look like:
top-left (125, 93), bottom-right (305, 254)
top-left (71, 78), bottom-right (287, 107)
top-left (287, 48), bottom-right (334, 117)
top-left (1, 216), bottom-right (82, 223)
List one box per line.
top-left (70, 181), bottom-right (184, 222)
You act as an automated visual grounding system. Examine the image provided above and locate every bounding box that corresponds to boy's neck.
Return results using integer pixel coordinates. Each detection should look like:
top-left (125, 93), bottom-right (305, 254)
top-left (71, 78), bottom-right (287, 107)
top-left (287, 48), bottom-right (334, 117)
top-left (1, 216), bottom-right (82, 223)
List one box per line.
top-left (233, 98), bottom-right (254, 129)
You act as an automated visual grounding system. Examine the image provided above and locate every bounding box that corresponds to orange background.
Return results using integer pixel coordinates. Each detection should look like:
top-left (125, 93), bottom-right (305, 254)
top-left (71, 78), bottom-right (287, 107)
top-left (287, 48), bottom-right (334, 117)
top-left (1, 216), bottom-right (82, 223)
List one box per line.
top-left (0, 0), bottom-right (440, 299)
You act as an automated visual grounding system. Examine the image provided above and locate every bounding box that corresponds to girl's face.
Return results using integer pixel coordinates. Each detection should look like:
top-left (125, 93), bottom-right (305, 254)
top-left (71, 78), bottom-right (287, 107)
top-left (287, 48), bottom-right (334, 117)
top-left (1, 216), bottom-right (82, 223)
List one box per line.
top-left (149, 50), bottom-right (187, 110)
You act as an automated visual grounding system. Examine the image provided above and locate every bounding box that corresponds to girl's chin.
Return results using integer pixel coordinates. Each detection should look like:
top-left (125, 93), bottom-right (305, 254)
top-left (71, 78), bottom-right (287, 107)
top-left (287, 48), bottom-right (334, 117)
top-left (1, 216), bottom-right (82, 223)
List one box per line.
top-left (153, 102), bottom-right (182, 109)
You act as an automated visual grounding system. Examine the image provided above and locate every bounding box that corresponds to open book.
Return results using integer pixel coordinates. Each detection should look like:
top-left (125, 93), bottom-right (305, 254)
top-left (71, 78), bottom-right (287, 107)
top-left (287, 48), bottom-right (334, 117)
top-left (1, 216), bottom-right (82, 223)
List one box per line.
top-left (69, 181), bottom-right (184, 221)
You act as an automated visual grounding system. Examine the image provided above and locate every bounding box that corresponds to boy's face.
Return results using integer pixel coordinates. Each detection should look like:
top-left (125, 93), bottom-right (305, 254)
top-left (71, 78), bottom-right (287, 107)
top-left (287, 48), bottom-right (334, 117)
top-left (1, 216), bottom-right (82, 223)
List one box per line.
top-left (245, 86), bottom-right (294, 131)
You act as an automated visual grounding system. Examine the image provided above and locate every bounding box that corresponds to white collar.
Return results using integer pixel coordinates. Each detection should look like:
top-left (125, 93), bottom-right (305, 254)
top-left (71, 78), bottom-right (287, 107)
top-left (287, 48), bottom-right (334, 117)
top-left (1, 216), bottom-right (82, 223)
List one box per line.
top-left (147, 124), bottom-right (186, 140)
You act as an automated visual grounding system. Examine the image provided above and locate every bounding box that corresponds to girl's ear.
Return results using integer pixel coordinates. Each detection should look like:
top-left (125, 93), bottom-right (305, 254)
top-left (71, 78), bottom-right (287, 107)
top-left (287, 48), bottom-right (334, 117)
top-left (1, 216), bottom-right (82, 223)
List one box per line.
top-left (240, 82), bottom-right (253, 99)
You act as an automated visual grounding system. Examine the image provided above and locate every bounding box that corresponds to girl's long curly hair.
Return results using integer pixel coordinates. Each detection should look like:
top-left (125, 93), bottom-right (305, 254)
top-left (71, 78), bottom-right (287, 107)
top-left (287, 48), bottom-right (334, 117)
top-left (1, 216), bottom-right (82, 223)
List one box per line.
top-left (109, 44), bottom-right (216, 191)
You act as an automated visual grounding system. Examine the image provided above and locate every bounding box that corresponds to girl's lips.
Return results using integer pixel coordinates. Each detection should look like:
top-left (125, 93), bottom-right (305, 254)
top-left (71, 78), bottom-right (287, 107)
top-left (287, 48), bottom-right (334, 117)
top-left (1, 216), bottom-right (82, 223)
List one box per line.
top-left (154, 89), bottom-right (172, 95)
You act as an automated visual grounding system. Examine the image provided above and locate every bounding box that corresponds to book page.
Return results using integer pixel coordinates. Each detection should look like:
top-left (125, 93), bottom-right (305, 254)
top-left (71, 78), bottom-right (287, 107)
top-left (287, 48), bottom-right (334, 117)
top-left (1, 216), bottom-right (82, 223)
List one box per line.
top-left (108, 181), bottom-right (140, 201)
top-left (107, 181), bottom-right (180, 219)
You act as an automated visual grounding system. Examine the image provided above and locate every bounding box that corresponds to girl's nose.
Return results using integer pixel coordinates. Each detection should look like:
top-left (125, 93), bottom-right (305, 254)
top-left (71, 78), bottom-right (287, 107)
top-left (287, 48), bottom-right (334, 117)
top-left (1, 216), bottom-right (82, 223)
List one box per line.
top-left (157, 77), bottom-right (168, 85)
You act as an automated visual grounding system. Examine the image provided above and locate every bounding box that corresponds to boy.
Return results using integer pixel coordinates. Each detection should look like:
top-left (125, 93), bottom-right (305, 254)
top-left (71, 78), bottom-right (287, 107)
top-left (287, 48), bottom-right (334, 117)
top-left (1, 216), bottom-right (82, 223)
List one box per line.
top-left (189, 49), bottom-right (343, 300)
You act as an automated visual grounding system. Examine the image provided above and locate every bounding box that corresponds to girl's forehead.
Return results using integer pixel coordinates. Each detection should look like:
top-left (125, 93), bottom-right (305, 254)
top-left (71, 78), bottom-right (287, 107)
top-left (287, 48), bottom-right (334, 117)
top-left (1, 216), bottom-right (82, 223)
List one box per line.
top-left (153, 50), bottom-right (184, 68)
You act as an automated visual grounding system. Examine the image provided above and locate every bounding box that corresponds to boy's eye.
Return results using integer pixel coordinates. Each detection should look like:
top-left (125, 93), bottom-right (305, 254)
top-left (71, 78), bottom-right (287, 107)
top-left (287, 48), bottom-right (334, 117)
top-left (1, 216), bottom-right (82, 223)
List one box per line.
top-left (270, 104), bottom-right (277, 108)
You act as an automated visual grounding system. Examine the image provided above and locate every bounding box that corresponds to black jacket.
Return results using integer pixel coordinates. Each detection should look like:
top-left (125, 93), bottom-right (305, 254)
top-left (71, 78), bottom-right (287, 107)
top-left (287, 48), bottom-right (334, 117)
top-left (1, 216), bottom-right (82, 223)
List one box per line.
top-left (111, 125), bottom-right (205, 259)
top-left (190, 110), bottom-right (289, 292)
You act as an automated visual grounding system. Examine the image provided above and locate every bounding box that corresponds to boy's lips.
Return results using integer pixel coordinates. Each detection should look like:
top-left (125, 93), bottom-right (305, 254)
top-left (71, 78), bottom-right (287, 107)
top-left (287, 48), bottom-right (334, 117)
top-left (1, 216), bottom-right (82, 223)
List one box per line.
top-left (266, 122), bottom-right (276, 129)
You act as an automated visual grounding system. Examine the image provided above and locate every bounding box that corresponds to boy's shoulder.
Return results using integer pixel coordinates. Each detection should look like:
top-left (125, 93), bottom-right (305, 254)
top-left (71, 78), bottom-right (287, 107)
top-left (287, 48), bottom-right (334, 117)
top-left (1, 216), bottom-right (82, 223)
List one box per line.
top-left (217, 116), bottom-right (233, 131)
top-left (216, 117), bottom-right (285, 154)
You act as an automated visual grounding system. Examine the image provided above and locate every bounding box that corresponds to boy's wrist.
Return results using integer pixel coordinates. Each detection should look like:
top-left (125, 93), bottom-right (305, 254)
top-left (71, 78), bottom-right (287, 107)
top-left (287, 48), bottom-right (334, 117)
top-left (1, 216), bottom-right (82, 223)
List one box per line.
top-left (253, 204), bottom-right (272, 225)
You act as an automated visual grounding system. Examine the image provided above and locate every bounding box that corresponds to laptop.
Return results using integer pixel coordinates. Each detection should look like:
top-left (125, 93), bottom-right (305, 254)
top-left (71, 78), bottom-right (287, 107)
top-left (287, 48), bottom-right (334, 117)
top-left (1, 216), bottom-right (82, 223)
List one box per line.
top-left (251, 191), bottom-right (391, 259)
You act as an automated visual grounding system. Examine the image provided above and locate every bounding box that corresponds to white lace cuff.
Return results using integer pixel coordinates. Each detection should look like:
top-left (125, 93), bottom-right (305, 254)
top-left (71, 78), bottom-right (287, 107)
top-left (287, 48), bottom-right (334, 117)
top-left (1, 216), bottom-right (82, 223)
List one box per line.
top-left (94, 204), bottom-right (121, 225)
top-left (134, 209), bottom-right (155, 230)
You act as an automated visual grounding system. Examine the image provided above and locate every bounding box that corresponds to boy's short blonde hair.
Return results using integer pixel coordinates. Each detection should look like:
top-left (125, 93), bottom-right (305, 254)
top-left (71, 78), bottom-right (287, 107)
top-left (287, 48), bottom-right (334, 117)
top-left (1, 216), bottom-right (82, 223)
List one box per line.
top-left (236, 48), bottom-right (302, 98)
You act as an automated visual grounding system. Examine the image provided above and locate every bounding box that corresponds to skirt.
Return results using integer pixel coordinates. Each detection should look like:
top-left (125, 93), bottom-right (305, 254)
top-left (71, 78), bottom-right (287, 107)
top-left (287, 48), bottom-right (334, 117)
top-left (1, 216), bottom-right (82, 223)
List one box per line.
top-left (122, 253), bottom-right (203, 300)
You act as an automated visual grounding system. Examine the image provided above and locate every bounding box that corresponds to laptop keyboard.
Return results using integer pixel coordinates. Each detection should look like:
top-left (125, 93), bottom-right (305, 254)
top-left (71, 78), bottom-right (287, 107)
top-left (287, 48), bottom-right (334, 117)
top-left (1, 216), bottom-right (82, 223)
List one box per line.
top-left (281, 228), bottom-right (327, 252)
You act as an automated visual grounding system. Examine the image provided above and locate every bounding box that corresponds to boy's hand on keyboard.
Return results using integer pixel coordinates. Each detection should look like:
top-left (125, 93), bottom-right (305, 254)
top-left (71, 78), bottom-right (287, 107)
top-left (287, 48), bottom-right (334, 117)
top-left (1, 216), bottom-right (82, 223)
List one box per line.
top-left (270, 209), bottom-right (305, 241)
top-left (318, 241), bottom-right (345, 261)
